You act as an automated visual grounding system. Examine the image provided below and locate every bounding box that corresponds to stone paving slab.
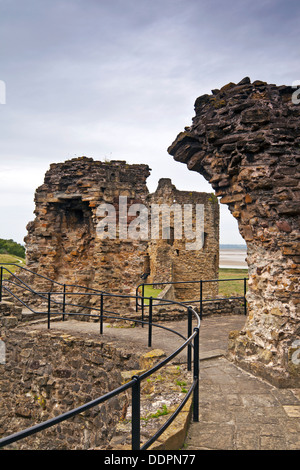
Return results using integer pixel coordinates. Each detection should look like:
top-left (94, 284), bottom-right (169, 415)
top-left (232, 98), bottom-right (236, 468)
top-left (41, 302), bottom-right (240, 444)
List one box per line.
top-left (185, 357), bottom-right (300, 450)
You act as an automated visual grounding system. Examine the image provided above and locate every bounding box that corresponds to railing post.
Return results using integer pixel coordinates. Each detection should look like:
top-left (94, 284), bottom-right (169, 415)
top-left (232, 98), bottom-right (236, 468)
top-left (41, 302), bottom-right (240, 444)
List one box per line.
top-left (0, 266), bottom-right (3, 302)
top-left (131, 375), bottom-right (141, 450)
top-left (200, 280), bottom-right (203, 320)
top-left (47, 293), bottom-right (51, 329)
top-left (100, 294), bottom-right (104, 335)
top-left (148, 296), bottom-right (153, 348)
top-left (187, 306), bottom-right (192, 371)
top-left (244, 278), bottom-right (247, 316)
top-left (62, 284), bottom-right (66, 321)
top-left (141, 284), bottom-right (145, 328)
top-left (193, 327), bottom-right (199, 422)
top-left (135, 287), bottom-right (139, 313)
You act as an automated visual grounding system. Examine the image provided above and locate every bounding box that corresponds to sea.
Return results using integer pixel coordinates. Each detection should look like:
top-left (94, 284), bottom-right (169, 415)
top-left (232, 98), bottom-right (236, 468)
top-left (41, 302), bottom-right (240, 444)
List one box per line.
top-left (219, 244), bottom-right (247, 269)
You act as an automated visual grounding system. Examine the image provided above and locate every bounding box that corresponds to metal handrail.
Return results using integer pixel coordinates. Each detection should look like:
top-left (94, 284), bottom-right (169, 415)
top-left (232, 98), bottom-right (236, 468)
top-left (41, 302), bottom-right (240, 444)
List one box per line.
top-left (0, 263), bottom-right (107, 294)
top-left (0, 265), bottom-right (200, 451)
top-left (136, 277), bottom-right (249, 318)
top-left (0, 263), bottom-right (108, 319)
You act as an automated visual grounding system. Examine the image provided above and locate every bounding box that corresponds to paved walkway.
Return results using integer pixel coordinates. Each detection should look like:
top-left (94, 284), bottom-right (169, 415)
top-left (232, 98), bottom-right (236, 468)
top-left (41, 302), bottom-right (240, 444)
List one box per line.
top-left (30, 315), bottom-right (300, 450)
top-left (187, 356), bottom-right (300, 450)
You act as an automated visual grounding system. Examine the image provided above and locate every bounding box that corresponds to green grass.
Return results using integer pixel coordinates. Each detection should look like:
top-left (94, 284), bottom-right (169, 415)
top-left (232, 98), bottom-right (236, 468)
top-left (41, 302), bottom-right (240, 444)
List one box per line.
top-left (138, 285), bottom-right (163, 305)
top-left (218, 268), bottom-right (248, 297)
top-left (0, 254), bottom-right (26, 278)
top-left (138, 268), bottom-right (248, 302)
top-left (141, 404), bottom-right (170, 422)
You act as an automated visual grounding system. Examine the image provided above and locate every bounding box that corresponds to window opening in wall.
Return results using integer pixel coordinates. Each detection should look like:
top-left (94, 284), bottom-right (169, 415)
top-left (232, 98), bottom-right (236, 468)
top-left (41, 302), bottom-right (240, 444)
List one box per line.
top-left (141, 253), bottom-right (150, 280)
top-left (166, 226), bottom-right (175, 246)
top-left (203, 232), bottom-right (207, 250)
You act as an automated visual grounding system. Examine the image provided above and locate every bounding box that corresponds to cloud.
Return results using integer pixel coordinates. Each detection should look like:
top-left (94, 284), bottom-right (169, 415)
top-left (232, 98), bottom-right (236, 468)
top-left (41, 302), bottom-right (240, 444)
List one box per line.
top-left (0, 0), bottom-right (299, 244)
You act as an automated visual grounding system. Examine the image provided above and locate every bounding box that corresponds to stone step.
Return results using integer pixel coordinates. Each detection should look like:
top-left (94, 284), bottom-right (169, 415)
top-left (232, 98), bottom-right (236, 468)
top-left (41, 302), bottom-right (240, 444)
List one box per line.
top-left (22, 308), bottom-right (47, 321)
top-left (1, 295), bottom-right (11, 301)
top-left (0, 297), bottom-right (14, 304)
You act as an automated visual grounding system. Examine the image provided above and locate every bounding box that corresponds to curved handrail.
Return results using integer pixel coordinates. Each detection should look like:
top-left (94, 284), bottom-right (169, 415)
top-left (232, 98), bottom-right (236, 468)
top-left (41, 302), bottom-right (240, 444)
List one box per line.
top-left (1, 264), bottom-right (191, 324)
top-left (136, 276), bottom-right (249, 318)
top-left (0, 263), bottom-right (107, 294)
top-left (0, 309), bottom-right (200, 450)
top-left (0, 263), bottom-right (109, 317)
top-left (1, 263), bottom-right (64, 287)
top-left (0, 265), bottom-right (200, 450)
top-left (0, 316), bottom-right (199, 450)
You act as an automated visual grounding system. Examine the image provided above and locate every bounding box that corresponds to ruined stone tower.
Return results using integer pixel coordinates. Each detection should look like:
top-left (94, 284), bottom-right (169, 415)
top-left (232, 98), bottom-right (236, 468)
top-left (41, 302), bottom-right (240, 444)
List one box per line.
top-left (147, 178), bottom-right (219, 302)
top-left (24, 157), bottom-right (219, 310)
top-left (168, 77), bottom-right (300, 387)
top-left (25, 157), bottom-right (150, 302)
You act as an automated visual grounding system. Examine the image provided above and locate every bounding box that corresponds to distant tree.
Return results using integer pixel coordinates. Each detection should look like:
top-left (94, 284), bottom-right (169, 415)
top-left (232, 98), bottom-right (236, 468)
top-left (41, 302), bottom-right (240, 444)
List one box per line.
top-left (0, 239), bottom-right (25, 258)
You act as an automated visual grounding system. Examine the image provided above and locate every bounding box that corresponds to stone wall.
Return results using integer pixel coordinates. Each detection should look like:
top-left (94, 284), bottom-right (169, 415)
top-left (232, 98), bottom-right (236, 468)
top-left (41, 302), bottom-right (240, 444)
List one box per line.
top-left (147, 178), bottom-right (219, 302)
top-left (168, 77), bottom-right (300, 387)
top-left (0, 300), bottom-right (23, 329)
top-left (23, 157), bottom-right (150, 312)
top-left (0, 326), bottom-right (139, 450)
top-left (200, 297), bottom-right (245, 317)
top-left (151, 296), bottom-right (245, 322)
top-left (22, 157), bottom-right (219, 312)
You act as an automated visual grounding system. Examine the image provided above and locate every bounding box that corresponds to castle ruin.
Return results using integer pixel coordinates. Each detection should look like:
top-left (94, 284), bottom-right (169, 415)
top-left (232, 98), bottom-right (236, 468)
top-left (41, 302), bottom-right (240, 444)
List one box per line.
top-left (168, 77), bottom-right (300, 387)
top-left (24, 157), bottom-right (219, 308)
top-left (148, 178), bottom-right (219, 302)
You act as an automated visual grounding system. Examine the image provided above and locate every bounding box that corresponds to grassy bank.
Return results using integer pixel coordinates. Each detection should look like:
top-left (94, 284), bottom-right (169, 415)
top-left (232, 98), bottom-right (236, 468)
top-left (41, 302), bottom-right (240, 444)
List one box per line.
top-left (0, 254), bottom-right (26, 278)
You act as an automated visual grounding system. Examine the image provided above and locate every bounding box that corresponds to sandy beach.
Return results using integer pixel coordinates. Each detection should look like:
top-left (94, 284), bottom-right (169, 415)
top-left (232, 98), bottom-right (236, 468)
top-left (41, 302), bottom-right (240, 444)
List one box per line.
top-left (219, 248), bottom-right (247, 269)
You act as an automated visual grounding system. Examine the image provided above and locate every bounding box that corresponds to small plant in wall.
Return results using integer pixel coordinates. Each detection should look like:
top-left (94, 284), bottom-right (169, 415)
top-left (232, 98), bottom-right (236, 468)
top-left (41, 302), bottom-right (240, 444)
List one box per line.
top-left (33, 394), bottom-right (46, 410)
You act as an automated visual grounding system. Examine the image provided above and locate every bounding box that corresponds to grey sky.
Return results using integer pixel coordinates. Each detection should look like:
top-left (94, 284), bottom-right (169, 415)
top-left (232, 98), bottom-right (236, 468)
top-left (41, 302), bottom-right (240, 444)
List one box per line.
top-left (0, 0), bottom-right (299, 244)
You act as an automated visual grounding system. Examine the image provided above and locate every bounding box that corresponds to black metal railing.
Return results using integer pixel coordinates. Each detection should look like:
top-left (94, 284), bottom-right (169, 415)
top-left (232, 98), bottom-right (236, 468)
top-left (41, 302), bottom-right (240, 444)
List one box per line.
top-left (0, 263), bottom-right (106, 301)
top-left (0, 263), bottom-right (111, 324)
top-left (136, 277), bottom-right (248, 320)
top-left (0, 264), bottom-right (200, 450)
